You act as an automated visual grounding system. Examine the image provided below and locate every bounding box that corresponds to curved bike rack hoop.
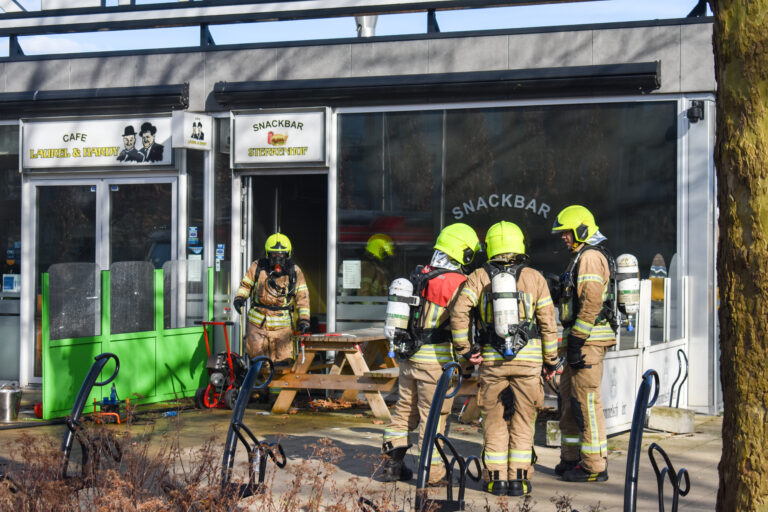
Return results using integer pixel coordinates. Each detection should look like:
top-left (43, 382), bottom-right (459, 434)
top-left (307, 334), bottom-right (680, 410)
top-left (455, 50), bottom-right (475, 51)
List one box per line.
top-left (60, 352), bottom-right (122, 482)
top-left (415, 362), bottom-right (481, 512)
top-left (623, 369), bottom-right (659, 512)
top-left (221, 356), bottom-right (287, 499)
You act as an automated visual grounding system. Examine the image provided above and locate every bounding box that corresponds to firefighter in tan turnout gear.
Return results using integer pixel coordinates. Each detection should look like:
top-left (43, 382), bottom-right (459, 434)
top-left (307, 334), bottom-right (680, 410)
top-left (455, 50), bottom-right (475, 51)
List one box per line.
top-left (551, 205), bottom-right (616, 483)
top-left (233, 233), bottom-right (310, 364)
top-left (450, 221), bottom-right (559, 497)
top-left (381, 223), bottom-right (481, 485)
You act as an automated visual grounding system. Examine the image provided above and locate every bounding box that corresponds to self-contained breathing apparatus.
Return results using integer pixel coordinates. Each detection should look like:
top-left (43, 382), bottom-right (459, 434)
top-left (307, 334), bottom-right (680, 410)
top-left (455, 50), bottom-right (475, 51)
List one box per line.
top-left (383, 266), bottom-right (460, 359)
top-left (476, 261), bottom-right (539, 361)
top-left (251, 257), bottom-right (298, 315)
top-left (554, 244), bottom-right (620, 333)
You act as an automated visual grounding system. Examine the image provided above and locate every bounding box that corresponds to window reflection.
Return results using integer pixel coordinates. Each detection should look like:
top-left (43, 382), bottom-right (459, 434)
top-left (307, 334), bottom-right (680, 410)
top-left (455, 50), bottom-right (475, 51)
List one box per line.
top-left (338, 101), bottom-right (679, 340)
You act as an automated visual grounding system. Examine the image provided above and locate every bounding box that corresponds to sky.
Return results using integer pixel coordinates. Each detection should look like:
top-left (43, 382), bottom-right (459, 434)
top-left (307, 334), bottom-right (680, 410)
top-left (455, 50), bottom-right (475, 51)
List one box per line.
top-left (1, 0), bottom-right (712, 57)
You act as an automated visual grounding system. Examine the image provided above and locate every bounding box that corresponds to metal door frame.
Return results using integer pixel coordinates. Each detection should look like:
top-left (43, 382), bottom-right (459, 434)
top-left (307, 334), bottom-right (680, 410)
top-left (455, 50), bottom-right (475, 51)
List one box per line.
top-left (230, 169), bottom-right (328, 349)
top-left (20, 173), bottom-right (178, 385)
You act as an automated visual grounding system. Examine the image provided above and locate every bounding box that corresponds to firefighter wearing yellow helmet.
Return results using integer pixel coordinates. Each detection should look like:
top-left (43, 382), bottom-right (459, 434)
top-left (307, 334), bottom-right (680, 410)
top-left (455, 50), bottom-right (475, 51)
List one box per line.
top-left (450, 221), bottom-right (559, 496)
top-left (233, 233), bottom-right (311, 364)
top-left (550, 205), bottom-right (616, 483)
top-left (360, 233), bottom-right (394, 296)
top-left (381, 223), bottom-right (481, 485)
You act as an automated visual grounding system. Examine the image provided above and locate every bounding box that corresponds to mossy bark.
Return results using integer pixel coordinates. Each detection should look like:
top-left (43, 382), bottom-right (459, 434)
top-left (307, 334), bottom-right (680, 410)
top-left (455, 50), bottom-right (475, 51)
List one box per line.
top-left (711, 1), bottom-right (768, 510)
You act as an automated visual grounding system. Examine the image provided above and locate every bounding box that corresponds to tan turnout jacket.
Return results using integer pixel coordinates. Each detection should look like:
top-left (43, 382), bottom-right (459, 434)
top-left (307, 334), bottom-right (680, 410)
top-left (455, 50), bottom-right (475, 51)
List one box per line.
top-left (450, 264), bottom-right (559, 368)
top-left (562, 247), bottom-right (616, 346)
top-left (235, 261), bottom-right (310, 330)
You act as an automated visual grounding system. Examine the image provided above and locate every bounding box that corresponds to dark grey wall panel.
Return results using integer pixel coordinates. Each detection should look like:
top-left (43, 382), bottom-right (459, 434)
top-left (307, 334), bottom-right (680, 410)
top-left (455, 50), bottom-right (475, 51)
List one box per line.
top-left (350, 40), bottom-right (430, 77)
top-left (594, 25), bottom-right (681, 93)
top-left (681, 23), bottom-right (716, 93)
top-left (508, 30), bottom-right (593, 69)
top-left (70, 56), bottom-right (137, 90)
top-left (5, 59), bottom-right (70, 92)
top-left (274, 44), bottom-right (352, 80)
top-left (0, 21), bottom-right (715, 113)
top-left (427, 35), bottom-right (508, 73)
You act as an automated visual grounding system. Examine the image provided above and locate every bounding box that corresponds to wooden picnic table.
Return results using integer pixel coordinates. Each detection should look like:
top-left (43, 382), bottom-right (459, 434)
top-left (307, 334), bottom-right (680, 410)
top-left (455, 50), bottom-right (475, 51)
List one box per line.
top-left (269, 328), bottom-right (399, 421)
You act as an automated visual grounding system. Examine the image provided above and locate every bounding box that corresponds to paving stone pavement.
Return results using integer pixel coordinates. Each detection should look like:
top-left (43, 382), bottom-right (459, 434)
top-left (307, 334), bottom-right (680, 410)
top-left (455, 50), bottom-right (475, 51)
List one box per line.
top-left (0, 394), bottom-right (721, 512)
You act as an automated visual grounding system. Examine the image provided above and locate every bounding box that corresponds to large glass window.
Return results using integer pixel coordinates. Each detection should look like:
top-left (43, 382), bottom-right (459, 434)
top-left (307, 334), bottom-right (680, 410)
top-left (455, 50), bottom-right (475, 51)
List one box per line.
top-left (213, 119), bottom-right (232, 323)
top-left (338, 101), bottom-right (678, 337)
top-left (0, 125), bottom-right (21, 380)
top-left (338, 111), bottom-right (443, 294)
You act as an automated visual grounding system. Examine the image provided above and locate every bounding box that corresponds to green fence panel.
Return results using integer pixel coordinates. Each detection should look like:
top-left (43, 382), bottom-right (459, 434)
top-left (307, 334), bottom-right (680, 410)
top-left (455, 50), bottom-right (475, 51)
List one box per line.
top-left (42, 265), bottom-right (211, 419)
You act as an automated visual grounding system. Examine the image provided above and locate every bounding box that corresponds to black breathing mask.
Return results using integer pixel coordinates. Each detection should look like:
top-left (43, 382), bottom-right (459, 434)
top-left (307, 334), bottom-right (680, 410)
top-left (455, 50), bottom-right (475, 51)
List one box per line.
top-left (268, 252), bottom-right (289, 275)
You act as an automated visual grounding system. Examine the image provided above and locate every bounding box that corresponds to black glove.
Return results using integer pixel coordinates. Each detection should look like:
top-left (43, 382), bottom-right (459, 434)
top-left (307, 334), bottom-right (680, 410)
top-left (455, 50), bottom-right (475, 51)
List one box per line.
top-left (543, 356), bottom-right (563, 373)
top-left (298, 320), bottom-right (310, 335)
top-left (233, 296), bottom-right (245, 315)
top-left (566, 333), bottom-right (588, 370)
top-left (499, 386), bottom-right (516, 421)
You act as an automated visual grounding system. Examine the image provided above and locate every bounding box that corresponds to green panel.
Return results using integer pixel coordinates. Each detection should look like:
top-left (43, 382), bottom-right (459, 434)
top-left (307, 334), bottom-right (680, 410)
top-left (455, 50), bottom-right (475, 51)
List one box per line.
top-left (44, 342), bottom-right (105, 419)
top-left (42, 272), bottom-right (106, 420)
top-left (105, 335), bottom-right (157, 402)
top-left (155, 268), bottom-right (208, 399)
top-left (42, 267), bottom-right (214, 418)
top-left (155, 331), bottom-right (208, 398)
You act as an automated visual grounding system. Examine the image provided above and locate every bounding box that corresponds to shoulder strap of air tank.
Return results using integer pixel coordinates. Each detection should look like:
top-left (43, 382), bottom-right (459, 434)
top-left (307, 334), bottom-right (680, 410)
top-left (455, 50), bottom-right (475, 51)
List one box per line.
top-left (285, 260), bottom-right (298, 300)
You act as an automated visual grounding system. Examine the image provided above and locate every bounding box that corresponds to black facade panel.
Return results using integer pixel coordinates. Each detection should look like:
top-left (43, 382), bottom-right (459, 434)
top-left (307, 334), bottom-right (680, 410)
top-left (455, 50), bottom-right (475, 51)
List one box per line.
top-left (213, 62), bottom-right (661, 108)
top-left (0, 83), bottom-right (189, 119)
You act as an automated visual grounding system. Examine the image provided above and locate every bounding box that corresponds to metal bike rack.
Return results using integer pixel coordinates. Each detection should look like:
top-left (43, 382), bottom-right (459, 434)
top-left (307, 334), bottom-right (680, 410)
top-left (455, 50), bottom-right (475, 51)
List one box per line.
top-left (648, 442), bottom-right (691, 512)
top-left (415, 362), bottom-right (482, 512)
top-left (61, 352), bottom-right (122, 483)
top-left (221, 355), bottom-right (287, 499)
top-left (668, 349), bottom-right (689, 408)
top-left (624, 369), bottom-right (659, 512)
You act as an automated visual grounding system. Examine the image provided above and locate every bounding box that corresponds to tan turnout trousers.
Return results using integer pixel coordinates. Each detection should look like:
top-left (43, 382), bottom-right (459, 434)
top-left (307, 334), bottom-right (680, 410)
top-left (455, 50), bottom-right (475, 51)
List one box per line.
top-left (558, 344), bottom-right (608, 472)
top-left (244, 324), bottom-right (294, 362)
top-left (477, 363), bottom-right (544, 480)
top-left (382, 358), bottom-right (454, 484)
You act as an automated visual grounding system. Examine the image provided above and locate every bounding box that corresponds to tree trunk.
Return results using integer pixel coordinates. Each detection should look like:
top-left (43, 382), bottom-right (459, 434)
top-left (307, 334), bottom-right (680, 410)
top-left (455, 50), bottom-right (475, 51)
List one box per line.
top-left (711, 1), bottom-right (768, 510)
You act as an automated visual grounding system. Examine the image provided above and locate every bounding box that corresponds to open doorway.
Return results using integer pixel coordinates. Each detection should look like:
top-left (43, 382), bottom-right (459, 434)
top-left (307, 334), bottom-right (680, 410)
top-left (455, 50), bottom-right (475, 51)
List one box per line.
top-left (242, 174), bottom-right (327, 330)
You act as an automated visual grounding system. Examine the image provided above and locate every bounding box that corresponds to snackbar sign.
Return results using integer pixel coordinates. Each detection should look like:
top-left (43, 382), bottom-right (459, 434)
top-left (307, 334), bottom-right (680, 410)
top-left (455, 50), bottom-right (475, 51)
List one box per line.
top-left (22, 117), bottom-right (172, 169)
top-left (232, 109), bottom-right (327, 167)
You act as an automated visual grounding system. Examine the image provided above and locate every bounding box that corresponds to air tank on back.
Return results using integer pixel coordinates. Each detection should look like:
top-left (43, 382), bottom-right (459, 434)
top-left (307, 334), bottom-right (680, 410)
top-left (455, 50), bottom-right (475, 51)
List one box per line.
top-left (384, 278), bottom-right (416, 357)
top-left (491, 271), bottom-right (519, 358)
top-left (616, 253), bottom-right (640, 330)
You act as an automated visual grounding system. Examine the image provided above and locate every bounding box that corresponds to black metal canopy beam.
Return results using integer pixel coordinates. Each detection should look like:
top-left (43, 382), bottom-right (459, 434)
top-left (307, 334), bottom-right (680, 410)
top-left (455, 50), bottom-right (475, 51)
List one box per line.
top-left (0, 0), bottom-right (602, 37)
top-left (213, 61), bottom-right (661, 108)
top-left (0, 83), bottom-right (189, 119)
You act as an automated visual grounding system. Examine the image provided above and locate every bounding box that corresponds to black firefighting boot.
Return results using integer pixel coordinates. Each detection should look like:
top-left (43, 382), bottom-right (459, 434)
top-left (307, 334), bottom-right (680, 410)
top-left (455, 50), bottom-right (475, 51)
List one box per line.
top-left (554, 458), bottom-right (579, 476)
top-left (561, 461), bottom-right (609, 482)
top-left (508, 469), bottom-right (532, 496)
top-left (382, 447), bottom-right (413, 482)
top-left (484, 470), bottom-right (508, 495)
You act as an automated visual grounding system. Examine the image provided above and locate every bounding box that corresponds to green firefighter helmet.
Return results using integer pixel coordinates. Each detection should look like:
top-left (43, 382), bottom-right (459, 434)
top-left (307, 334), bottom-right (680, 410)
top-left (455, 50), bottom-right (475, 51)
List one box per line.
top-left (485, 221), bottom-right (526, 259)
top-left (434, 223), bottom-right (481, 265)
top-left (365, 233), bottom-right (394, 261)
top-left (551, 205), bottom-right (599, 243)
top-left (265, 232), bottom-right (292, 257)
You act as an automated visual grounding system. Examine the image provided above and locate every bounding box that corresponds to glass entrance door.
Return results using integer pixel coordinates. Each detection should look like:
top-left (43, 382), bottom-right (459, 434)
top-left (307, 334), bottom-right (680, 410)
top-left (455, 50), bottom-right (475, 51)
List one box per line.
top-left (31, 178), bottom-right (176, 378)
top-left (35, 185), bottom-right (98, 377)
top-left (240, 174), bottom-right (327, 332)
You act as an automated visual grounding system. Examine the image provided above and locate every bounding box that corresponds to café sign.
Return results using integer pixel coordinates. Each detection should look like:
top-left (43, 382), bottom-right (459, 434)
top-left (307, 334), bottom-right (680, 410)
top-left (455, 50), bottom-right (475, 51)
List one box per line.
top-left (172, 111), bottom-right (212, 151)
top-left (22, 116), bottom-right (172, 170)
top-left (231, 108), bottom-right (328, 168)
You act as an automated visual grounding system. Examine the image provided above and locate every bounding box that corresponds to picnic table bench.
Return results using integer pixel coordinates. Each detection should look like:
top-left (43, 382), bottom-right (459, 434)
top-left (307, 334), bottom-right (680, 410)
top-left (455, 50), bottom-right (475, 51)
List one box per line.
top-left (269, 328), bottom-right (399, 421)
